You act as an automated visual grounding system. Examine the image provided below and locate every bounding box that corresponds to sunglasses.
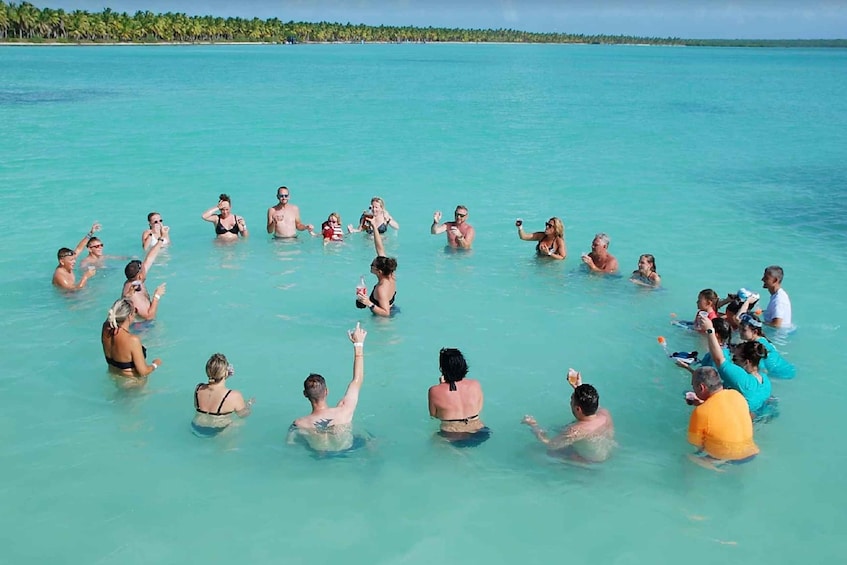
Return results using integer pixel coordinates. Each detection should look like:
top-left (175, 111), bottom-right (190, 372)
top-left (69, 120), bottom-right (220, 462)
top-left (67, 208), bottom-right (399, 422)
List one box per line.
top-left (59, 252), bottom-right (75, 259)
top-left (545, 222), bottom-right (554, 228)
top-left (278, 194), bottom-right (290, 199)
top-left (151, 219), bottom-right (162, 224)
top-left (88, 244), bottom-right (104, 249)
top-left (455, 212), bottom-right (467, 218)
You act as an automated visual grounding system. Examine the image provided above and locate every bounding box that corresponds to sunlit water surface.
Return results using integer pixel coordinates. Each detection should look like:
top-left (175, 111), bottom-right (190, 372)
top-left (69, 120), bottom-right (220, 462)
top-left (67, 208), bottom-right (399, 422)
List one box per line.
top-left (1, 44), bottom-right (846, 563)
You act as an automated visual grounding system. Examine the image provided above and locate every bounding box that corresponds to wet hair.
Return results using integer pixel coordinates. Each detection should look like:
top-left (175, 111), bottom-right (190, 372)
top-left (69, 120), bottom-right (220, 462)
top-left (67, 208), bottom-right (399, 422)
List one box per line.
top-left (698, 289), bottom-right (719, 308)
top-left (548, 217), bottom-right (564, 238)
top-left (692, 367), bottom-right (722, 393)
top-left (205, 353), bottom-right (229, 382)
top-left (372, 256), bottom-right (398, 276)
top-left (439, 348), bottom-right (469, 391)
top-left (370, 197), bottom-right (385, 209)
top-left (638, 254), bottom-right (657, 273)
top-left (303, 373), bottom-right (327, 401)
top-left (594, 233), bottom-right (610, 247)
top-left (219, 193), bottom-right (231, 204)
top-left (57, 247), bottom-right (74, 260)
top-left (326, 212), bottom-right (342, 224)
top-left (455, 205), bottom-right (469, 215)
top-left (734, 340), bottom-right (768, 367)
top-left (147, 211), bottom-right (160, 222)
top-left (712, 317), bottom-right (732, 345)
top-left (87, 237), bottom-right (102, 249)
top-left (572, 383), bottom-right (599, 416)
top-left (106, 298), bottom-right (134, 330)
top-left (124, 259), bottom-right (143, 280)
top-left (765, 265), bottom-right (784, 283)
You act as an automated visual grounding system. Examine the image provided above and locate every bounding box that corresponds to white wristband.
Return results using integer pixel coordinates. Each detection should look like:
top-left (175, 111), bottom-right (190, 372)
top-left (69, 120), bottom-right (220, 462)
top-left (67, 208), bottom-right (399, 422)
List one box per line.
top-left (353, 343), bottom-right (364, 348)
top-left (151, 362), bottom-right (159, 370)
top-left (153, 294), bottom-right (161, 301)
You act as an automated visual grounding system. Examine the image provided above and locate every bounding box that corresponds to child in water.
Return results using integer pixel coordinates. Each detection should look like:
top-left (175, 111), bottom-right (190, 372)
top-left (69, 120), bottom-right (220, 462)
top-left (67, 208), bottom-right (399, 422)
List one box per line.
top-left (321, 213), bottom-right (344, 243)
top-left (693, 288), bottom-right (720, 332)
top-left (630, 254), bottom-right (661, 287)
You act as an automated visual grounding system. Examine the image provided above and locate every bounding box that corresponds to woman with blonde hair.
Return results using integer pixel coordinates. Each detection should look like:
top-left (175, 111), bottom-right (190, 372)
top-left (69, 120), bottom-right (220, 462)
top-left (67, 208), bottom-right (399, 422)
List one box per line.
top-left (192, 353), bottom-right (254, 437)
top-left (515, 217), bottom-right (566, 259)
top-left (100, 298), bottom-right (161, 380)
top-left (348, 196), bottom-right (399, 234)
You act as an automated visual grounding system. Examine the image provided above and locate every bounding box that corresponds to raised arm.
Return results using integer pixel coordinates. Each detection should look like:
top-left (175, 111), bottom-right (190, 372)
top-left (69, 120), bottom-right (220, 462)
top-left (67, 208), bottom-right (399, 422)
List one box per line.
top-left (699, 315), bottom-right (727, 367)
top-left (369, 217), bottom-right (386, 258)
top-left (337, 324), bottom-right (367, 411)
top-left (74, 223), bottom-right (101, 255)
top-left (431, 211), bottom-right (447, 234)
top-left (517, 227), bottom-right (543, 241)
top-left (384, 211), bottom-right (399, 230)
top-left (201, 203), bottom-right (221, 223)
top-left (141, 229), bottom-right (167, 275)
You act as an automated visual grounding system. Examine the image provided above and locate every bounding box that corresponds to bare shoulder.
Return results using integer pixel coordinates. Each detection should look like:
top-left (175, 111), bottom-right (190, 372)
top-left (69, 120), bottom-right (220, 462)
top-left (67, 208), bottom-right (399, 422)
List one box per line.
top-left (465, 378), bottom-right (483, 390)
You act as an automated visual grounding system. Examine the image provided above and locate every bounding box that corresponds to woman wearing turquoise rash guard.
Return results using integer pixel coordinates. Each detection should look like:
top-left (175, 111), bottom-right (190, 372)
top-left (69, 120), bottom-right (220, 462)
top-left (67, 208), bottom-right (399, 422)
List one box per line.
top-left (700, 318), bottom-right (732, 369)
top-left (699, 314), bottom-right (772, 417)
top-left (739, 313), bottom-right (796, 379)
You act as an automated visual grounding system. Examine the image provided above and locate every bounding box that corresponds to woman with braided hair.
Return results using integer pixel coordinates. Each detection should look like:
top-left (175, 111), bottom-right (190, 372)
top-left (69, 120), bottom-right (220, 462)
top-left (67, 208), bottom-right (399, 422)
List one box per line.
top-left (100, 298), bottom-right (162, 380)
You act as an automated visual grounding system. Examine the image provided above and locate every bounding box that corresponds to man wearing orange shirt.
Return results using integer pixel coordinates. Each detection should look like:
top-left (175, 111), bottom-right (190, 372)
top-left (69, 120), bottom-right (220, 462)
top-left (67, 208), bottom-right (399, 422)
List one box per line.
top-left (687, 367), bottom-right (759, 470)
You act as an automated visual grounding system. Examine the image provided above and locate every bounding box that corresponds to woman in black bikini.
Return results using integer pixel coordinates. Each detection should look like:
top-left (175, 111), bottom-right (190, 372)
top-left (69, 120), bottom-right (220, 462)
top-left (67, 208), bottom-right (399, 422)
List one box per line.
top-left (100, 298), bottom-right (161, 380)
top-left (356, 216), bottom-right (397, 317)
top-left (192, 353), bottom-right (253, 437)
top-left (201, 193), bottom-right (248, 241)
top-left (427, 348), bottom-right (490, 447)
top-left (515, 216), bottom-right (567, 260)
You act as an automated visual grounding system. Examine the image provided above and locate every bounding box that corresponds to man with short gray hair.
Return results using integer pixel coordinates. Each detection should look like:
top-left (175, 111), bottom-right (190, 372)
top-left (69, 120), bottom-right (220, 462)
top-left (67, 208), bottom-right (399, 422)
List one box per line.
top-left (581, 232), bottom-right (618, 274)
top-left (686, 367), bottom-right (759, 469)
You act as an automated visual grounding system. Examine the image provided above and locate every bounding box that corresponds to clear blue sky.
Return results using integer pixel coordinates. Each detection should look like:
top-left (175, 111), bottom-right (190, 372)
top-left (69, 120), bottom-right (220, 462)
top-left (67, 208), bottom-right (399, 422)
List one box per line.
top-left (31, 1), bottom-right (847, 39)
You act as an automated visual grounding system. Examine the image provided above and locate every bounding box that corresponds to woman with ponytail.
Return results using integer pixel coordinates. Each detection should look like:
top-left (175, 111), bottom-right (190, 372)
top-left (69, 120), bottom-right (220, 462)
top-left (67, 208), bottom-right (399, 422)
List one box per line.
top-left (100, 298), bottom-right (162, 379)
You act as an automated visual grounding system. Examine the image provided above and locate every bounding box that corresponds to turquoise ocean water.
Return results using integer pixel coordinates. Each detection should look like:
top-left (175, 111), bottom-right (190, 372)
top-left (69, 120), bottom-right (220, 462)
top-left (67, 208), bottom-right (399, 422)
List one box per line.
top-left (2, 44), bottom-right (846, 563)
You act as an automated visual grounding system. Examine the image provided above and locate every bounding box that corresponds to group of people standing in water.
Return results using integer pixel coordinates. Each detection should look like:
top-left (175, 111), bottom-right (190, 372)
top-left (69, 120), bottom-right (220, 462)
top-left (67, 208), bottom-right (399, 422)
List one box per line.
top-left (50, 185), bottom-right (794, 465)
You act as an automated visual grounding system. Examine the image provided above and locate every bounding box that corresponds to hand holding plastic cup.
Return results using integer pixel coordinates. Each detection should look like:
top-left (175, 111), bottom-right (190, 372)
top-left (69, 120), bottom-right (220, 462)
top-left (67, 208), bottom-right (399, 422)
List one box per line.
top-left (567, 368), bottom-right (582, 388)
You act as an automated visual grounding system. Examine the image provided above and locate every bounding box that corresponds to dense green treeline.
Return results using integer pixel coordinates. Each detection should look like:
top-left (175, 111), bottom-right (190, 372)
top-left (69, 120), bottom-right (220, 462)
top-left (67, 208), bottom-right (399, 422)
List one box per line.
top-left (0, 2), bottom-right (844, 46)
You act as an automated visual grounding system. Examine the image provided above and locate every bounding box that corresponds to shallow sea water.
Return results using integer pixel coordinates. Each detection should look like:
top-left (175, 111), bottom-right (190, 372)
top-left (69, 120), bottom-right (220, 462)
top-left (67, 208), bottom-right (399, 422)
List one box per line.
top-left (1, 44), bottom-right (846, 563)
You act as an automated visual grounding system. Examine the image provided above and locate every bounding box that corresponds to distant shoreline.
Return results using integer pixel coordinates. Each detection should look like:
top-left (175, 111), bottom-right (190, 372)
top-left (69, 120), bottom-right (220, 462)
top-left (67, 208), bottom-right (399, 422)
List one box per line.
top-left (0, 3), bottom-right (843, 49)
top-left (1, 40), bottom-right (844, 48)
